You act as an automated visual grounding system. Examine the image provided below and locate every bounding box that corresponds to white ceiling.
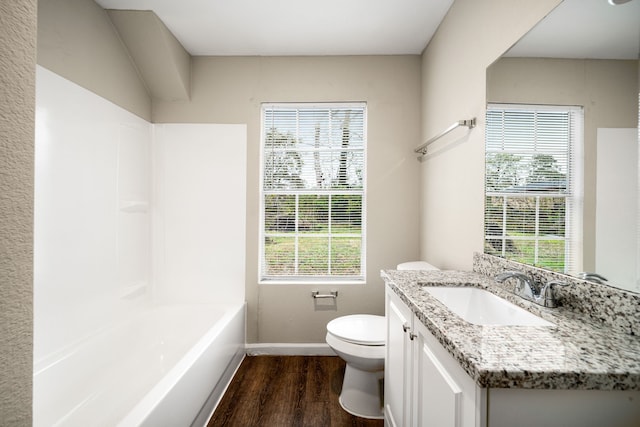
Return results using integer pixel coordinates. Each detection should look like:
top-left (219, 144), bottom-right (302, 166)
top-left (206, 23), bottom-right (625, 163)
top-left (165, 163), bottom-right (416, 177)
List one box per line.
top-left (505, 0), bottom-right (640, 59)
top-left (94, 0), bottom-right (454, 56)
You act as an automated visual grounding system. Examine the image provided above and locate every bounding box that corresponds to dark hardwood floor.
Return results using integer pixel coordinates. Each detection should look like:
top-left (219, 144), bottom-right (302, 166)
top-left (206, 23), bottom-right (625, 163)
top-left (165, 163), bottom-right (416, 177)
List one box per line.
top-left (207, 355), bottom-right (385, 427)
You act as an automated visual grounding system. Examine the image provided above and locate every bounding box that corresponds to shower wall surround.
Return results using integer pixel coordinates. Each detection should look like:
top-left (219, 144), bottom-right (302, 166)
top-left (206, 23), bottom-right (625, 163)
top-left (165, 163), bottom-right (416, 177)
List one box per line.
top-left (152, 123), bottom-right (246, 305)
top-left (35, 66), bottom-right (152, 358)
top-left (34, 66), bottom-right (246, 365)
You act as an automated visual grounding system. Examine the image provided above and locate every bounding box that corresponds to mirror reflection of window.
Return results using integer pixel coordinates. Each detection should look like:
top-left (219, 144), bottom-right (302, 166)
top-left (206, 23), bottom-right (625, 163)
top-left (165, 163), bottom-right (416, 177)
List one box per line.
top-left (484, 104), bottom-right (584, 275)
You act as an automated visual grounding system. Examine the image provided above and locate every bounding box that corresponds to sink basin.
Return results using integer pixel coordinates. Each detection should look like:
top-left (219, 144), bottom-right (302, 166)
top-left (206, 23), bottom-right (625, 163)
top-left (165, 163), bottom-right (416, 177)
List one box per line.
top-left (423, 286), bottom-right (554, 327)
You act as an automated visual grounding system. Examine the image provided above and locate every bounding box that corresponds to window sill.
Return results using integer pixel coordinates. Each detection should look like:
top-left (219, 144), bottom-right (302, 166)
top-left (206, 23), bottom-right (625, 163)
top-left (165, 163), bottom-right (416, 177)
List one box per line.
top-left (259, 279), bottom-right (366, 286)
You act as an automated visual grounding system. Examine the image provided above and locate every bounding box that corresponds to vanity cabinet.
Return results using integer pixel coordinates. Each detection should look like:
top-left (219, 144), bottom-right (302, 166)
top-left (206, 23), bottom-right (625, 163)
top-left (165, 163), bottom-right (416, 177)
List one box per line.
top-left (385, 285), bottom-right (413, 426)
top-left (385, 284), bottom-right (640, 427)
top-left (385, 285), bottom-right (484, 427)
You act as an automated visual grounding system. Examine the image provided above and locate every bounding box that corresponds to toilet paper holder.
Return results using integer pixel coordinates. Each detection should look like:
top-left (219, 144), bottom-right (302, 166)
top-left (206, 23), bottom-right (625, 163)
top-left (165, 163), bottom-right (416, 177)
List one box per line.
top-left (311, 290), bottom-right (338, 299)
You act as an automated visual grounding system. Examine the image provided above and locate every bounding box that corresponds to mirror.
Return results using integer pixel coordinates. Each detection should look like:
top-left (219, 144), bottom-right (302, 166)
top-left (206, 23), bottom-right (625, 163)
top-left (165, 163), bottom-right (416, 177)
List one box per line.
top-left (485, 0), bottom-right (640, 293)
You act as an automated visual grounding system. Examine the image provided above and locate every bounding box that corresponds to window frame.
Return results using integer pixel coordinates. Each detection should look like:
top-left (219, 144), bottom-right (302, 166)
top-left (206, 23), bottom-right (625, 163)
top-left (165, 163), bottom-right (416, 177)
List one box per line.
top-left (259, 102), bottom-right (367, 284)
top-left (484, 103), bottom-right (584, 275)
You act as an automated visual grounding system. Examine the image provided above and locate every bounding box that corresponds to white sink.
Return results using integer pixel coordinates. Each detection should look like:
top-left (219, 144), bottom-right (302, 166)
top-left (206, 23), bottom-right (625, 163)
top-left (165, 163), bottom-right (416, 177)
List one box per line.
top-left (423, 286), bottom-right (554, 327)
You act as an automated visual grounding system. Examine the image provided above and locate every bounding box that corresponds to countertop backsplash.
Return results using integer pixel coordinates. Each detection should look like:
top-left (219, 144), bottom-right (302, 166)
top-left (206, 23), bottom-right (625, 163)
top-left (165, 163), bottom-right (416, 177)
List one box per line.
top-left (473, 252), bottom-right (640, 336)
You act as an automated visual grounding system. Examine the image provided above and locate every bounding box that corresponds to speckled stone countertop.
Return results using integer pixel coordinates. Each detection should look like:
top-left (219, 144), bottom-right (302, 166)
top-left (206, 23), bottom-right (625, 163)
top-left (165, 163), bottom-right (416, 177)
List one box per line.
top-left (381, 269), bottom-right (640, 390)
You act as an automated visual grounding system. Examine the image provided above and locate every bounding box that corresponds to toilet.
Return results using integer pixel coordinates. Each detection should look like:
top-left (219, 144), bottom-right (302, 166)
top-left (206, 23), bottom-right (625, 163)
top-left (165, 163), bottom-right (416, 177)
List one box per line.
top-left (396, 260), bottom-right (439, 271)
top-left (325, 261), bottom-right (438, 419)
top-left (326, 314), bottom-right (386, 419)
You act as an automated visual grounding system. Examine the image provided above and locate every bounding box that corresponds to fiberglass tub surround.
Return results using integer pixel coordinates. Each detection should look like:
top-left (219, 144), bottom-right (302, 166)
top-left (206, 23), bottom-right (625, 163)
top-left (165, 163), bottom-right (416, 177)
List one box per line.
top-left (34, 304), bottom-right (245, 427)
top-left (33, 66), bottom-right (246, 426)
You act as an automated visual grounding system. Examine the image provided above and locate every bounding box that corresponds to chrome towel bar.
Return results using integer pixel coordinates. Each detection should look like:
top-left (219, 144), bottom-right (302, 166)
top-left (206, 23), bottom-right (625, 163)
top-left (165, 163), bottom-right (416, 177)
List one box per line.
top-left (311, 291), bottom-right (338, 299)
top-left (414, 118), bottom-right (476, 157)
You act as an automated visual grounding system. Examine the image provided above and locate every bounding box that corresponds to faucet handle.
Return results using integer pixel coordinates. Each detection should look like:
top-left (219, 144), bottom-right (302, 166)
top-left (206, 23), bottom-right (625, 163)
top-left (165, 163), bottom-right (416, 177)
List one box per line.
top-left (578, 272), bottom-right (608, 284)
top-left (578, 272), bottom-right (607, 281)
top-left (541, 280), bottom-right (569, 308)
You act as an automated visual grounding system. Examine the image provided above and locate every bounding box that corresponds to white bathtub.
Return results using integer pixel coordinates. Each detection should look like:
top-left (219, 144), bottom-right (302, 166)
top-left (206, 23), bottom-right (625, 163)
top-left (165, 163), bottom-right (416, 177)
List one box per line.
top-left (33, 303), bottom-right (245, 427)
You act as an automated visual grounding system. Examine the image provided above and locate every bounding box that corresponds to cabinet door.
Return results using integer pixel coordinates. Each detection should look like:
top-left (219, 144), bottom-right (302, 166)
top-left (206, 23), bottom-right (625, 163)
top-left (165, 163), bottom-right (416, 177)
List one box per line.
top-left (385, 287), bottom-right (413, 427)
top-left (413, 321), bottom-right (485, 427)
top-left (413, 322), bottom-right (462, 426)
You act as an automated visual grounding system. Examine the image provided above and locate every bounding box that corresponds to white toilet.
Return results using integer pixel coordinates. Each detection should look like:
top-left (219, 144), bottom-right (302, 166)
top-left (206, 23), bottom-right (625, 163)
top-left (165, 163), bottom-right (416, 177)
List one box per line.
top-left (326, 261), bottom-right (438, 419)
top-left (397, 260), bottom-right (439, 271)
top-left (326, 314), bottom-right (386, 419)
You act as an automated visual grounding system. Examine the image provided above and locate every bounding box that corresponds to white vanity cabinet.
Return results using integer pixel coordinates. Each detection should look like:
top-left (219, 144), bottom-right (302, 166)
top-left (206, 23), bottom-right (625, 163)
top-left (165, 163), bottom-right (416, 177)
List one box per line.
top-left (385, 285), bottom-right (484, 427)
top-left (385, 285), bottom-right (413, 426)
top-left (385, 284), bottom-right (640, 427)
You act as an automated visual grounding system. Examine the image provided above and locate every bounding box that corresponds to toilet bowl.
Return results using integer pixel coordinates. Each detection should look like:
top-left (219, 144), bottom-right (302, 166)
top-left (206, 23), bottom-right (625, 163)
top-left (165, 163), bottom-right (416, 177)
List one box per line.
top-left (326, 314), bottom-right (385, 419)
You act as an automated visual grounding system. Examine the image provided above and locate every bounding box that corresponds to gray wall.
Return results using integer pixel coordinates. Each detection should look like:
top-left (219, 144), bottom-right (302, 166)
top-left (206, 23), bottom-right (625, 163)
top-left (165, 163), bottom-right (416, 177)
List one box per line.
top-left (154, 55), bottom-right (423, 343)
top-left (419, 0), bottom-right (563, 270)
top-left (0, 0), bottom-right (36, 424)
top-left (38, 0), bottom-right (151, 120)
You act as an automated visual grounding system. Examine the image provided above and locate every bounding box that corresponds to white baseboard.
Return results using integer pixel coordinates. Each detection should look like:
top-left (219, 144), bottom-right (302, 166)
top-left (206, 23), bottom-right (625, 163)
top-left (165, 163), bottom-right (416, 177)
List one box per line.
top-left (245, 343), bottom-right (336, 356)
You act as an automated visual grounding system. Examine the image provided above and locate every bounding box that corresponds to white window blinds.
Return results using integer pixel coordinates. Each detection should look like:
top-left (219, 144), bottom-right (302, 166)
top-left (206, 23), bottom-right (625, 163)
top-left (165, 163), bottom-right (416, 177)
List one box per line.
top-left (485, 104), bottom-right (583, 274)
top-left (260, 103), bottom-right (366, 282)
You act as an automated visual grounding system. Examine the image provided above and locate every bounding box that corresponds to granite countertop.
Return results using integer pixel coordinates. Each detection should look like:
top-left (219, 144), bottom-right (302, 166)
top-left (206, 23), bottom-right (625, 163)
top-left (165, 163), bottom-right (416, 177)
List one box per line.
top-left (381, 269), bottom-right (640, 391)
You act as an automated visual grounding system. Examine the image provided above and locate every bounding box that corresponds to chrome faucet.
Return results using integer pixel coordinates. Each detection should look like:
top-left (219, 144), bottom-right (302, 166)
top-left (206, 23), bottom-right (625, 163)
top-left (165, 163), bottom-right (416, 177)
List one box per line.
top-left (494, 271), bottom-right (566, 308)
top-left (538, 280), bottom-right (568, 308)
top-left (494, 271), bottom-right (539, 299)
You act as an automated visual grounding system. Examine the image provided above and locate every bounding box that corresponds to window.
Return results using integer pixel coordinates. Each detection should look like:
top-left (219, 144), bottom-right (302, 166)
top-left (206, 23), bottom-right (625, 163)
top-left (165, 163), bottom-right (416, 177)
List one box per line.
top-left (260, 103), bottom-right (366, 282)
top-left (485, 104), bottom-right (583, 274)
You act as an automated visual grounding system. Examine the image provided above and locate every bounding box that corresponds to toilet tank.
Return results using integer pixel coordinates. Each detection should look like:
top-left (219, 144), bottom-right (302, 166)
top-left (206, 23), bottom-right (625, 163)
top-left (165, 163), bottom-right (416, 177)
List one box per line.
top-left (396, 261), bottom-right (439, 271)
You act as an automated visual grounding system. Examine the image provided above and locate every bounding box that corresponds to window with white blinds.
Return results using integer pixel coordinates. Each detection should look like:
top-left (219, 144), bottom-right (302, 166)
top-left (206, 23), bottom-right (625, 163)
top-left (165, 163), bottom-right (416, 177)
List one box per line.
top-left (485, 104), bottom-right (583, 274)
top-left (260, 103), bottom-right (366, 282)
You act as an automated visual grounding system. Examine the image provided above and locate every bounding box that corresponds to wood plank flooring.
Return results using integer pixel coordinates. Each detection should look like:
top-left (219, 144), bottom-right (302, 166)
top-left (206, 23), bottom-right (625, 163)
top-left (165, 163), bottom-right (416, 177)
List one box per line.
top-left (207, 356), bottom-right (385, 427)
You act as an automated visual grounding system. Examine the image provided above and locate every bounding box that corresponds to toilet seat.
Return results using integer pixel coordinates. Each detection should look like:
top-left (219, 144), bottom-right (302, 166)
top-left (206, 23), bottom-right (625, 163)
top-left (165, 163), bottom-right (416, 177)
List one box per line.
top-left (326, 315), bottom-right (385, 346)
top-left (326, 332), bottom-right (385, 360)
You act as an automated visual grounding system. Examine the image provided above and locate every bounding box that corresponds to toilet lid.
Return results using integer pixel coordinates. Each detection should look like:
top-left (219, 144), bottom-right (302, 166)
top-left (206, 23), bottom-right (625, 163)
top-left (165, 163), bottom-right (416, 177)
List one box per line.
top-left (326, 314), bottom-right (386, 345)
